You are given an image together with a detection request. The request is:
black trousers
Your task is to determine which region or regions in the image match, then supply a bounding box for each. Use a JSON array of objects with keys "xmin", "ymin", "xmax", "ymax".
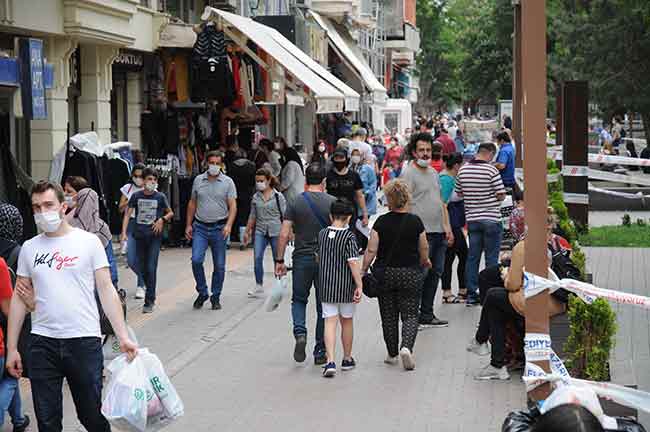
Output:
[
  {"xmin": 442, "ymin": 227, "xmax": 468, "ymax": 292},
  {"xmin": 475, "ymin": 287, "xmax": 522, "ymax": 368},
  {"xmin": 479, "ymin": 265, "xmax": 505, "ymax": 305},
  {"xmin": 378, "ymin": 267, "xmax": 424, "ymax": 357}
]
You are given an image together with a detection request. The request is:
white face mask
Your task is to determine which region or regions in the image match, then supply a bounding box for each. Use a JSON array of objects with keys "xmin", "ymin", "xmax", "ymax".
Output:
[
  {"xmin": 145, "ymin": 182, "xmax": 157, "ymax": 192},
  {"xmin": 416, "ymin": 159, "xmax": 429, "ymax": 168},
  {"xmin": 34, "ymin": 210, "xmax": 63, "ymax": 233},
  {"xmin": 351, "ymin": 155, "xmax": 362, "ymax": 164},
  {"xmin": 208, "ymin": 164, "xmax": 221, "ymax": 176},
  {"xmin": 64, "ymin": 195, "xmax": 74, "ymax": 208},
  {"xmin": 133, "ymin": 177, "xmax": 144, "ymax": 187},
  {"xmin": 256, "ymin": 181, "xmax": 267, "ymax": 191},
  {"xmin": 318, "ymin": 144, "xmax": 326, "ymax": 153}
]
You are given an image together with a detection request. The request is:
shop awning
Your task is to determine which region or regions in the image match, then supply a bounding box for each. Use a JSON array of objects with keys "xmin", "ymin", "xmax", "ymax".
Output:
[
  {"xmin": 202, "ymin": 8, "xmax": 345, "ymax": 114},
  {"xmin": 309, "ymin": 11, "xmax": 387, "ymax": 107}
]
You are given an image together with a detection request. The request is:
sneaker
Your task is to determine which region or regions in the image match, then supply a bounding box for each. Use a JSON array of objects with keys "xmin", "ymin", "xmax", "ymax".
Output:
[
  {"xmin": 466, "ymin": 338, "xmax": 490, "ymax": 356},
  {"xmin": 341, "ymin": 357, "xmax": 356, "ymax": 371},
  {"xmin": 294, "ymin": 335, "xmax": 307, "ymax": 363},
  {"xmin": 418, "ymin": 316, "xmax": 449, "ymax": 329},
  {"xmin": 314, "ymin": 353, "xmax": 327, "ymax": 366},
  {"xmin": 322, "ymin": 362, "xmax": 336, "ymax": 378},
  {"xmin": 247, "ymin": 284, "xmax": 264, "ymax": 298},
  {"xmin": 211, "ymin": 299, "xmax": 222, "ymax": 310},
  {"xmin": 134, "ymin": 287, "xmax": 145, "ymax": 299},
  {"xmin": 13, "ymin": 414, "xmax": 30, "ymax": 432},
  {"xmin": 400, "ymin": 347, "xmax": 416, "ymax": 371},
  {"xmin": 474, "ymin": 364, "xmax": 510, "ymax": 381},
  {"xmin": 193, "ymin": 294, "xmax": 209, "ymax": 309},
  {"xmin": 384, "ymin": 355, "xmax": 399, "ymax": 365},
  {"xmin": 142, "ymin": 303, "xmax": 154, "ymax": 314}
]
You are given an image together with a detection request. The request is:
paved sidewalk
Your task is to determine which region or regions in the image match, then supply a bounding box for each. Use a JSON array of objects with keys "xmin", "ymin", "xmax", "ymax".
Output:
[{"xmin": 8, "ymin": 246, "xmax": 526, "ymax": 431}]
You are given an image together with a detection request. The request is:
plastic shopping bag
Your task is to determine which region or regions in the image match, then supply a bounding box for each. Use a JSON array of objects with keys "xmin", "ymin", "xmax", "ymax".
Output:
[
  {"xmin": 102, "ymin": 354, "xmax": 152, "ymax": 432},
  {"xmin": 103, "ymin": 326, "xmax": 139, "ymax": 363},
  {"xmin": 284, "ymin": 241, "xmax": 294, "ymax": 269},
  {"xmin": 139, "ymin": 348, "xmax": 184, "ymax": 426},
  {"xmin": 264, "ymin": 276, "xmax": 288, "ymax": 312}
]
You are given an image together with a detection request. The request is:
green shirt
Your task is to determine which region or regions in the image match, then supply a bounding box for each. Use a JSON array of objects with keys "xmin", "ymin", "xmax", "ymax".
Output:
[{"xmin": 439, "ymin": 173, "xmax": 455, "ymax": 204}]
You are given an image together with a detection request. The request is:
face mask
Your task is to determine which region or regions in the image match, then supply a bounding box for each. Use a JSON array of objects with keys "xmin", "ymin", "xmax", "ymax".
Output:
[
  {"xmin": 64, "ymin": 195, "xmax": 74, "ymax": 208},
  {"xmin": 133, "ymin": 177, "xmax": 143, "ymax": 187},
  {"xmin": 416, "ymin": 159, "xmax": 429, "ymax": 168},
  {"xmin": 318, "ymin": 144, "xmax": 326, "ymax": 153},
  {"xmin": 34, "ymin": 210, "xmax": 62, "ymax": 233},
  {"xmin": 208, "ymin": 164, "xmax": 221, "ymax": 176},
  {"xmin": 145, "ymin": 182, "xmax": 157, "ymax": 192},
  {"xmin": 351, "ymin": 155, "xmax": 361, "ymax": 164},
  {"xmin": 256, "ymin": 181, "xmax": 267, "ymax": 191},
  {"xmin": 333, "ymin": 161, "xmax": 348, "ymax": 171}
]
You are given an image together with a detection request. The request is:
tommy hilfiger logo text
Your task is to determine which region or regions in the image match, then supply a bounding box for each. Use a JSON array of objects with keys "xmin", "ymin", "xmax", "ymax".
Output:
[{"xmin": 34, "ymin": 252, "xmax": 79, "ymax": 270}]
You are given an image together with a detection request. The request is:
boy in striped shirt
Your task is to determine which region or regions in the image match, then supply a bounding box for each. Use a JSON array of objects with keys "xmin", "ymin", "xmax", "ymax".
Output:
[
  {"xmin": 317, "ymin": 199, "xmax": 362, "ymax": 378},
  {"xmin": 455, "ymin": 142, "xmax": 506, "ymax": 306}
]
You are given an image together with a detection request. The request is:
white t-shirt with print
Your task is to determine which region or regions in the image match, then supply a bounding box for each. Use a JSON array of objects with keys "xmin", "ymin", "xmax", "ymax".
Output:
[
  {"xmin": 17, "ymin": 228, "xmax": 108, "ymax": 339},
  {"xmin": 120, "ymin": 183, "xmax": 143, "ymax": 219}
]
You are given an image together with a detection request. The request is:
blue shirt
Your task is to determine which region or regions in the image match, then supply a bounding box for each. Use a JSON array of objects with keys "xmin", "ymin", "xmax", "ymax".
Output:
[{"xmin": 496, "ymin": 142, "xmax": 516, "ymax": 187}]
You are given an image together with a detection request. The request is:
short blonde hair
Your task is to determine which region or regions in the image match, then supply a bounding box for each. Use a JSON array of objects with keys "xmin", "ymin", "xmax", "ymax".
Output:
[{"xmin": 383, "ymin": 178, "xmax": 411, "ymax": 210}]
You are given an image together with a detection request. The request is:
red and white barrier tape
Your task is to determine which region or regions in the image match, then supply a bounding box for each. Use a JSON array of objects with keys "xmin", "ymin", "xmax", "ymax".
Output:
[{"xmin": 547, "ymin": 149, "xmax": 650, "ymax": 167}]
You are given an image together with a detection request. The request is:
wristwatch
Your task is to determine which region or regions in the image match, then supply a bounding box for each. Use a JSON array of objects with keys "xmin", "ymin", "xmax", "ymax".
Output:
[{"xmin": 275, "ymin": 258, "xmax": 285, "ymax": 264}]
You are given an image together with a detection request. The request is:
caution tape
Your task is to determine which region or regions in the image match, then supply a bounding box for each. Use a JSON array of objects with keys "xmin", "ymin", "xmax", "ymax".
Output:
[
  {"xmin": 589, "ymin": 184, "xmax": 650, "ymax": 200},
  {"xmin": 547, "ymin": 149, "xmax": 650, "ymax": 167},
  {"xmin": 515, "ymin": 168, "xmax": 560, "ymax": 183},
  {"xmin": 561, "ymin": 165, "xmax": 589, "ymax": 177},
  {"xmin": 587, "ymin": 169, "xmax": 650, "ymax": 186},
  {"xmin": 563, "ymin": 192, "xmax": 589, "ymax": 205}
]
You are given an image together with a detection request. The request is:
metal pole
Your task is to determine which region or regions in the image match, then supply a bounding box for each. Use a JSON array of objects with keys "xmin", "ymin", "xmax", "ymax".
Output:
[
  {"xmin": 521, "ymin": 0, "xmax": 551, "ymax": 401},
  {"xmin": 513, "ymin": 1, "xmax": 523, "ymax": 168}
]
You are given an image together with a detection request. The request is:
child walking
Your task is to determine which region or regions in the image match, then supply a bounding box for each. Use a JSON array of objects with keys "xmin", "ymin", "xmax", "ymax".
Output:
[{"xmin": 317, "ymin": 199, "xmax": 362, "ymax": 378}]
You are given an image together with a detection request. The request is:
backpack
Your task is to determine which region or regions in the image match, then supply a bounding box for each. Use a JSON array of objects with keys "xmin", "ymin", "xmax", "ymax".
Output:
[{"xmin": 548, "ymin": 242, "xmax": 582, "ymax": 304}]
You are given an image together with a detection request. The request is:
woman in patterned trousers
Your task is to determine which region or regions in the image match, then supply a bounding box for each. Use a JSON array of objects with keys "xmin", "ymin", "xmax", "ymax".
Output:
[{"xmin": 362, "ymin": 179, "xmax": 430, "ymax": 370}]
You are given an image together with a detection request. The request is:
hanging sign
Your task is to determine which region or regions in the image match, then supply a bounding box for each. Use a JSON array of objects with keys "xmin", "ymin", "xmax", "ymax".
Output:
[
  {"xmin": 113, "ymin": 50, "xmax": 144, "ymax": 71},
  {"xmin": 19, "ymin": 38, "xmax": 46, "ymax": 120}
]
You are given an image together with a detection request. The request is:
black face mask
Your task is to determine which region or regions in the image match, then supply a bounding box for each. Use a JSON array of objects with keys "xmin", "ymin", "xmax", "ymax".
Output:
[{"xmin": 333, "ymin": 160, "xmax": 348, "ymax": 171}]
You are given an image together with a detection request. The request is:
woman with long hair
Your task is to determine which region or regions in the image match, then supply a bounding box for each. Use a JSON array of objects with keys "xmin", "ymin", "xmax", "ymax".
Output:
[
  {"xmin": 243, "ymin": 168, "xmax": 286, "ymax": 297},
  {"xmin": 277, "ymin": 137, "xmax": 305, "ymax": 204}
]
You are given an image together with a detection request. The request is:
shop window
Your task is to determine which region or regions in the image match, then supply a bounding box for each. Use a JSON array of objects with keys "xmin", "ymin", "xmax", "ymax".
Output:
[
  {"xmin": 161, "ymin": 0, "xmax": 197, "ymax": 23},
  {"xmin": 384, "ymin": 112, "xmax": 399, "ymax": 133}
]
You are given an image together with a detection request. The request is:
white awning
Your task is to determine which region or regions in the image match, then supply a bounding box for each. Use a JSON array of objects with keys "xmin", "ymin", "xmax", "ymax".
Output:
[
  {"xmin": 266, "ymin": 27, "xmax": 360, "ymax": 112},
  {"xmin": 309, "ymin": 11, "xmax": 387, "ymax": 107},
  {"xmin": 202, "ymin": 8, "xmax": 345, "ymax": 114}
]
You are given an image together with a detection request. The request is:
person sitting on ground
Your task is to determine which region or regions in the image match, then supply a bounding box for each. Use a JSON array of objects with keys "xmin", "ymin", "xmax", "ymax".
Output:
[
  {"xmin": 532, "ymin": 404, "xmax": 604, "ymax": 432},
  {"xmin": 467, "ymin": 209, "xmax": 566, "ymax": 381},
  {"xmin": 622, "ymin": 141, "xmax": 640, "ymax": 171},
  {"xmin": 318, "ymin": 199, "xmax": 362, "ymax": 378}
]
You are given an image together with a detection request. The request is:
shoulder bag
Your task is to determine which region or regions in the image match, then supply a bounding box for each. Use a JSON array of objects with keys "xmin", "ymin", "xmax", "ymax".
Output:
[{"xmin": 362, "ymin": 215, "xmax": 408, "ymax": 298}]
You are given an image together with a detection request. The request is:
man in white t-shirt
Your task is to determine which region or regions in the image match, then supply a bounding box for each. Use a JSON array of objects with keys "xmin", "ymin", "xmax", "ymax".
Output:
[
  {"xmin": 6, "ymin": 181, "xmax": 138, "ymax": 432},
  {"xmin": 348, "ymin": 127, "xmax": 373, "ymax": 161}
]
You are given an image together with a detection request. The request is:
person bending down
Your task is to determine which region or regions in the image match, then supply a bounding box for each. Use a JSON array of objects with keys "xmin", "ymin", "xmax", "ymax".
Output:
[{"xmin": 317, "ymin": 199, "xmax": 362, "ymax": 378}]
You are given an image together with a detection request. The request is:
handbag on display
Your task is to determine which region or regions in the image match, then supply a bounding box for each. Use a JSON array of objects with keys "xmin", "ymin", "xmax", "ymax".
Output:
[{"xmin": 362, "ymin": 216, "xmax": 407, "ymax": 298}]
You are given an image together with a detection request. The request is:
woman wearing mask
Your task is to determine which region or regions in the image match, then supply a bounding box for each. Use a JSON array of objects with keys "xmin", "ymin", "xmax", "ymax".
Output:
[
  {"xmin": 439, "ymin": 153, "xmax": 467, "ymax": 303},
  {"xmin": 278, "ymin": 140, "xmax": 305, "ymax": 204},
  {"xmin": 350, "ymin": 149, "xmax": 377, "ymax": 218},
  {"xmin": 259, "ymin": 139, "xmax": 283, "ymax": 177},
  {"xmin": 118, "ymin": 163, "xmax": 145, "ymax": 299},
  {"xmin": 63, "ymin": 176, "xmax": 89, "ymax": 218},
  {"xmin": 311, "ymin": 140, "xmax": 329, "ymax": 166},
  {"xmin": 243, "ymin": 168, "xmax": 286, "ymax": 297}
]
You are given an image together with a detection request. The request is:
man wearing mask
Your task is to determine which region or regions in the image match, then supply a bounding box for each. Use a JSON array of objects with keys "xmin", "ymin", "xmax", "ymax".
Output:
[
  {"xmin": 8, "ymin": 180, "xmax": 137, "ymax": 431},
  {"xmin": 401, "ymin": 133, "xmax": 453, "ymax": 328},
  {"xmin": 326, "ymin": 149, "xmax": 369, "ymax": 228},
  {"xmin": 186, "ymin": 151, "xmax": 237, "ymax": 311},
  {"xmin": 348, "ymin": 127, "xmax": 373, "ymax": 161}
]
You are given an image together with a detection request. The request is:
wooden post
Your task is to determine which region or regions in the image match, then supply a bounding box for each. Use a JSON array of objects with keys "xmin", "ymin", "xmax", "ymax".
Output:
[
  {"xmin": 561, "ymin": 81, "xmax": 589, "ymax": 229},
  {"xmin": 513, "ymin": 1, "xmax": 523, "ymax": 168},
  {"xmin": 521, "ymin": 0, "xmax": 551, "ymax": 401}
]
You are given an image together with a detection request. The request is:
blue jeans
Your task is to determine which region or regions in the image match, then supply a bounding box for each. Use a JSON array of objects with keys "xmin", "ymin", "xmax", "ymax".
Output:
[
  {"xmin": 466, "ymin": 221, "xmax": 503, "ymax": 301},
  {"xmin": 420, "ymin": 233, "xmax": 447, "ymax": 322},
  {"xmin": 254, "ymin": 232, "xmax": 278, "ymax": 285},
  {"xmin": 104, "ymin": 242, "xmax": 118, "ymax": 288},
  {"xmin": 127, "ymin": 220, "xmax": 144, "ymax": 287},
  {"xmin": 30, "ymin": 335, "xmax": 109, "ymax": 432},
  {"xmin": 291, "ymin": 254, "xmax": 325, "ymax": 357},
  {"xmin": 0, "ymin": 357, "xmax": 25, "ymax": 427},
  {"xmin": 191, "ymin": 221, "xmax": 227, "ymax": 301},
  {"xmin": 135, "ymin": 234, "xmax": 162, "ymax": 304}
]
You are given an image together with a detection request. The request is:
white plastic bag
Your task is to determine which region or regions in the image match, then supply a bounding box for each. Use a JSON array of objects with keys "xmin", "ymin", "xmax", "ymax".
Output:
[
  {"xmin": 103, "ymin": 326, "xmax": 138, "ymax": 362},
  {"xmin": 264, "ymin": 277, "xmax": 288, "ymax": 312},
  {"xmin": 102, "ymin": 355, "xmax": 150, "ymax": 432},
  {"xmin": 284, "ymin": 242, "xmax": 294, "ymax": 269},
  {"xmin": 139, "ymin": 348, "xmax": 184, "ymax": 426}
]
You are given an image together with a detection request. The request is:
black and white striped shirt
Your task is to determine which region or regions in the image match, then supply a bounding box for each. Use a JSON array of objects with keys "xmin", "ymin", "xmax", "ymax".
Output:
[
  {"xmin": 317, "ymin": 226, "xmax": 359, "ymax": 303},
  {"xmin": 455, "ymin": 160, "xmax": 506, "ymax": 223}
]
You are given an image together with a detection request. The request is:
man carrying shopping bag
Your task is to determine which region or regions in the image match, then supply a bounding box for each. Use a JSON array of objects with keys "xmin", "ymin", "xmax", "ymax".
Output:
[{"xmin": 6, "ymin": 181, "xmax": 138, "ymax": 432}]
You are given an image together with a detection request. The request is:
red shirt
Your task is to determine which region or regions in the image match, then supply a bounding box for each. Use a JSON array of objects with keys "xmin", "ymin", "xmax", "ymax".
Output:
[
  {"xmin": 430, "ymin": 159, "xmax": 443, "ymax": 172},
  {"xmin": 0, "ymin": 258, "xmax": 14, "ymax": 356},
  {"xmin": 385, "ymin": 146, "xmax": 403, "ymax": 166},
  {"xmin": 437, "ymin": 133, "xmax": 456, "ymax": 155}
]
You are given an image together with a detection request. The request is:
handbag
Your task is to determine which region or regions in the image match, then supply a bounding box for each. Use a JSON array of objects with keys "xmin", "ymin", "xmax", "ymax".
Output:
[
  {"xmin": 362, "ymin": 216, "xmax": 407, "ymax": 298},
  {"xmin": 97, "ymin": 287, "xmax": 127, "ymax": 336}
]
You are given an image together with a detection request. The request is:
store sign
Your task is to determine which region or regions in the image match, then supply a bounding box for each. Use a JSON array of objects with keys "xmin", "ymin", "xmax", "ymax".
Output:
[
  {"xmin": 113, "ymin": 50, "xmax": 144, "ymax": 71},
  {"xmin": 19, "ymin": 38, "xmax": 46, "ymax": 120}
]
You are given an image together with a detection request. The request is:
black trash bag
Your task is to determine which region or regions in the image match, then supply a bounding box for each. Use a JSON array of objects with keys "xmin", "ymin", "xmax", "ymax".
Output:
[
  {"xmin": 502, "ymin": 409, "xmax": 647, "ymax": 432},
  {"xmin": 614, "ymin": 418, "xmax": 647, "ymax": 432}
]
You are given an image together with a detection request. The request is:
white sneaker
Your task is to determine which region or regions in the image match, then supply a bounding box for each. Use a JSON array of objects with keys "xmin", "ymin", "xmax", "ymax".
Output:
[
  {"xmin": 384, "ymin": 355, "xmax": 399, "ymax": 365},
  {"xmin": 247, "ymin": 284, "xmax": 264, "ymax": 298},
  {"xmin": 466, "ymin": 338, "xmax": 490, "ymax": 356},
  {"xmin": 134, "ymin": 287, "xmax": 145, "ymax": 299},
  {"xmin": 399, "ymin": 347, "xmax": 415, "ymax": 371},
  {"xmin": 474, "ymin": 364, "xmax": 510, "ymax": 381}
]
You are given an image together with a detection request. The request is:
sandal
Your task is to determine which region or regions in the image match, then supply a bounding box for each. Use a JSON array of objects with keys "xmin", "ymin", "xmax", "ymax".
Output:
[{"xmin": 442, "ymin": 295, "xmax": 462, "ymax": 304}]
